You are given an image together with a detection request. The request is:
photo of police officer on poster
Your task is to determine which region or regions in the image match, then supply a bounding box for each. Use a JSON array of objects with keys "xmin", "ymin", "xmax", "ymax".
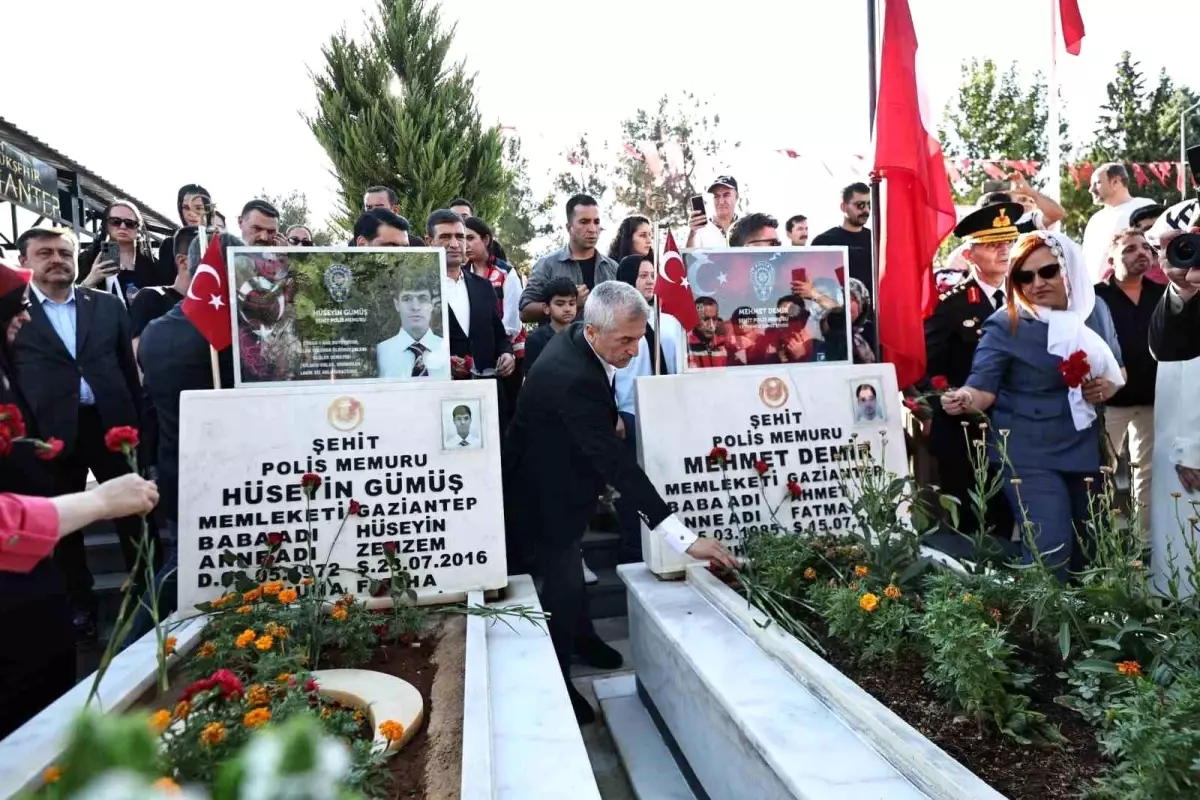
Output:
[
  {"xmin": 227, "ymin": 247, "xmax": 449, "ymax": 386},
  {"xmin": 680, "ymin": 247, "xmax": 853, "ymax": 370}
]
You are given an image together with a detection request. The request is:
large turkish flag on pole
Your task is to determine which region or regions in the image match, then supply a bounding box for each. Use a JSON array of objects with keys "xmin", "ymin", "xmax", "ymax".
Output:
[
  {"xmin": 872, "ymin": 0, "xmax": 956, "ymax": 390},
  {"xmin": 1060, "ymin": 0, "xmax": 1085, "ymax": 55},
  {"xmin": 181, "ymin": 233, "xmax": 232, "ymax": 351}
]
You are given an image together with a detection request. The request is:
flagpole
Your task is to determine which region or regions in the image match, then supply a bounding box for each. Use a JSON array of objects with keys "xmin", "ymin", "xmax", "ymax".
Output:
[
  {"xmin": 1047, "ymin": 0, "xmax": 1063, "ymax": 208},
  {"xmin": 867, "ymin": 0, "xmax": 882, "ymax": 361},
  {"xmin": 649, "ymin": 191, "xmax": 666, "ymax": 377},
  {"xmin": 198, "ymin": 204, "xmax": 222, "ymax": 391}
]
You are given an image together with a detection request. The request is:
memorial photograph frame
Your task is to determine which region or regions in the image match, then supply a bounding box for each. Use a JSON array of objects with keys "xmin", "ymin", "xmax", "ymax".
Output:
[
  {"xmin": 226, "ymin": 246, "xmax": 449, "ymax": 388},
  {"xmin": 441, "ymin": 398, "xmax": 484, "ymax": 451},
  {"xmin": 849, "ymin": 376, "xmax": 886, "ymax": 425},
  {"xmin": 679, "ymin": 245, "xmax": 853, "ymax": 372}
]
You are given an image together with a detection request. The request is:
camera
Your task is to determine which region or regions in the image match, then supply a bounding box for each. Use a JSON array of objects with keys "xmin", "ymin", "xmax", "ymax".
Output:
[{"xmin": 1167, "ymin": 232, "xmax": 1200, "ymax": 269}]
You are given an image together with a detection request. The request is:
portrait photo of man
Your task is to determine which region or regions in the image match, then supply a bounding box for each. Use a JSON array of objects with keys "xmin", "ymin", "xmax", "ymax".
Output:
[
  {"xmin": 377, "ymin": 264, "xmax": 450, "ymax": 379},
  {"xmin": 442, "ymin": 400, "xmax": 482, "ymax": 450},
  {"xmin": 853, "ymin": 381, "xmax": 884, "ymax": 424}
]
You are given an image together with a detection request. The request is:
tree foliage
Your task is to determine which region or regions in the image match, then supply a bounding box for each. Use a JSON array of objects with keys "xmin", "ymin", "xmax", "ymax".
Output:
[
  {"xmin": 308, "ymin": 0, "xmax": 507, "ymax": 231},
  {"xmin": 257, "ymin": 190, "xmax": 335, "ymax": 246},
  {"xmin": 493, "ymin": 136, "xmax": 552, "ymax": 272}
]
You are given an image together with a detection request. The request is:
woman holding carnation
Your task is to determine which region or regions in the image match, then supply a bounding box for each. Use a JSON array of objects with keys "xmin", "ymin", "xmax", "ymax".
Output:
[{"xmin": 940, "ymin": 232, "xmax": 1125, "ymax": 578}]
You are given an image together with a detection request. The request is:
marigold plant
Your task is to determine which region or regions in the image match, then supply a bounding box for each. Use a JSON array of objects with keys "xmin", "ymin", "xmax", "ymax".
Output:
[
  {"xmin": 884, "ymin": 584, "xmax": 902, "ymax": 600},
  {"xmin": 379, "ymin": 719, "xmax": 405, "ymax": 742},
  {"xmin": 164, "ymin": 636, "xmax": 177, "ymax": 656},
  {"xmin": 262, "ymin": 580, "xmax": 284, "ymax": 596},
  {"xmin": 236, "ymin": 605, "xmax": 253, "ymax": 615},
  {"xmin": 859, "ymin": 592, "xmax": 880, "ymax": 612},
  {"xmin": 174, "ymin": 700, "xmax": 191, "ymax": 720},
  {"xmin": 199, "ymin": 721, "xmax": 226, "ymax": 747},
  {"xmin": 331, "ymin": 606, "xmax": 348, "ymax": 622},
  {"xmin": 1117, "ymin": 660, "xmax": 1142, "ymax": 678},
  {"xmin": 243, "ymin": 708, "xmax": 271, "ymax": 729},
  {"xmin": 255, "ymin": 634, "xmax": 274, "ymax": 651},
  {"xmin": 235, "ymin": 629, "xmax": 256, "ymax": 648},
  {"xmin": 247, "ymin": 684, "xmax": 270, "ymax": 707},
  {"xmin": 803, "ymin": 567, "xmax": 817, "ymax": 580},
  {"xmin": 198, "ymin": 641, "xmax": 217, "ymax": 659},
  {"xmin": 242, "ymin": 588, "xmax": 262, "ymax": 603},
  {"xmin": 278, "ymin": 588, "xmax": 298, "ymax": 605},
  {"xmin": 42, "ymin": 766, "xmax": 61, "ymax": 784},
  {"xmin": 149, "ymin": 709, "xmax": 172, "ymax": 734},
  {"xmin": 855, "ymin": 565, "xmax": 870, "ymax": 578}
]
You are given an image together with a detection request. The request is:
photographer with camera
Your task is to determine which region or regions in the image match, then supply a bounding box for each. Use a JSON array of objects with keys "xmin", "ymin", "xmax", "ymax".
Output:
[{"xmin": 1148, "ymin": 216, "xmax": 1200, "ymax": 362}]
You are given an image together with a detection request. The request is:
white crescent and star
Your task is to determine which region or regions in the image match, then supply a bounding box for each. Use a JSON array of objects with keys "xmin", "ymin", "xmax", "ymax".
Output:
[
  {"xmin": 658, "ymin": 250, "xmax": 683, "ymax": 286},
  {"xmin": 186, "ymin": 264, "xmax": 223, "ymax": 302}
]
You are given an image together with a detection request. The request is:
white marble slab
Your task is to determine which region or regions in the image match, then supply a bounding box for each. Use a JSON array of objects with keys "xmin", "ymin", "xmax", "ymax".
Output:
[
  {"xmin": 486, "ymin": 574, "xmax": 601, "ymax": 800},
  {"xmin": 595, "ymin": 682, "xmax": 697, "ymax": 800},
  {"xmin": 685, "ymin": 564, "xmax": 1003, "ymax": 800},
  {"xmin": 621, "ymin": 563, "xmax": 927, "ymax": 800},
  {"xmin": 0, "ymin": 615, "xmax": 207, "ymax": 797},
  {"xmin": 459, "ymin": 589, "xmax": 493, "ymax": 800}
]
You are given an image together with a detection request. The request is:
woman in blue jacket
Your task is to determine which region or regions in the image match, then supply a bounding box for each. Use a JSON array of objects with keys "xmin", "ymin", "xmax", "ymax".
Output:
[{"xmin": 941, "ymin": 231, "xmax": 1125, "ymax": 578}]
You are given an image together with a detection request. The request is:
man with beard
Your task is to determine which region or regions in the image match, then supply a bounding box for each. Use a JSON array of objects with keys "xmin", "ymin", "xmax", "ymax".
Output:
[
  {"xmin": 520, "ymin": 195, "xmax": 618, "ymax": 323},
  {"xmin": 921, "ymin": 203, "xmax": 1023, "ymax": 547},
  {"xmin": 1095, "ymin": 229, "xmax": 1165, "ymax": 540},
  {"xmin": 812, "ymin": 182, "xmax": 873, "ymax": 287},
  {"xmin": 687, "ymin": 297, "xmax": 727, "ymax": 368},
  {"xmin": 237, "ymin": 199, "xmax": 284, "ymax": 247}
]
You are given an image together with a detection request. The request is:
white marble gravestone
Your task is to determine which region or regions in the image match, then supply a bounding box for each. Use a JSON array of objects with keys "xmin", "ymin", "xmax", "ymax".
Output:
[
  {"xmin": 176, "ymin": 381, "xmax": 507, "ymax": 614},
  {"xmin": 635, "ymin": 363, "xmax": 908, "ymax": 577}
]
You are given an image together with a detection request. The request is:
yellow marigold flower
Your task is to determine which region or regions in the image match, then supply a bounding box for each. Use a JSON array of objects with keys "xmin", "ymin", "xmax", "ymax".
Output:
[
  {"xmin": 353, "ymin": 710, "xmax": 365, "ymax": 723},
  {"xmin": 236, "ymin": 605, "xmax": 253, "ymax": 615},
  {"xmin": 247, "ymin": 684, "xmax": 270, "ymax": 707},
  {"xmin": 265, "ymin": 622, "xmax": 289, "ymax": 639},
  {"xmin": 277, "ymin": 588, "xmax": 298, "ymax": 605},
  {"xmin": 198, "ymin": 641, "xmax": 217, "ymax": 659},
  {"xmin": 803, "ymin": 567, "xmax": 817, "ymax": 580},
  {"xmin": 174, "ymin": 700, "xmax": 191, "ymax": 720},
  {"xmin": 1117, "ymin": 660, "xmax": 1142, "ymax": 677},
  {"xmin": 152, "ymin": 777, "xmax": 180, "ymax": 793},
  {"xmin": 859, "ymin": 593, "xmax": 880, "ymax": 613},
  {"xmin": 320, "ymin": 706, "xmax": 332, "ymax": 719},
  {"xmin": 883, "ymin": 584, "xmax": 901, "ymax": 600},
  {"xmin": 276, "ymin": 672, "xmax": 292, "ymax": 684},
  {"xmin": 331, "ymin": 605, "xmax": 348, "ymax": 621},
  {"xmin": 254, "ymin": 634, "xmax": 274, "ymax": 651},
  {"xmin": 379, "ymin": 719, "xmax": 405, "ymax": 742},
  {"xmin": 149, "ymin": 709, "xmax": 172, "ymax": 734},
  {"xmin": 242, "ymin": 588, "xmax": 262, "ymax": 603},
  {"xmin": 43, "ymin": 766, "xmax": 61, "ymax": 784},
  {"xmin": 961, "ymin": 593, "xmax": 974, "ymax": 604},
  {"xmin": 200, "ymin": 721, "xmax": 226, "ymax": 747},
  {"xmin": 262, "ymin": 580, "xmax": 284, "ymax": 596},
  {"xmin": 854, "ymin": 565, "xmax": 869, "ymax": 577},
  {"xmin": 235, "ymin": 629, "xmax": 256, "ymax": 648},
  {"xmin": 337, "ymin": 593, "xmax": 356, "ymax": 607},
  {"xmin": 301, "ymin": 577, "xmax": 314, "ymax": 586},
  {"xmin": 243, "ymin": 707, "xmax": 271, "ymax": 729}
]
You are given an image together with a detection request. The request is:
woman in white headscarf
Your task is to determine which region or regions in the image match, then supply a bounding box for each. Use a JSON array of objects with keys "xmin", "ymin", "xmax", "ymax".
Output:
[{"xmin": 940, "ymin": 231, "xmax": 1126, "ymax": 578}]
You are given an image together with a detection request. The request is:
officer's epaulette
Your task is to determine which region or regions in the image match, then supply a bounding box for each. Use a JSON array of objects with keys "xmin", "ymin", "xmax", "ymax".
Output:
[{"xmin": 937, "ymin": 278, "xmax": 974, "ymax": 303}]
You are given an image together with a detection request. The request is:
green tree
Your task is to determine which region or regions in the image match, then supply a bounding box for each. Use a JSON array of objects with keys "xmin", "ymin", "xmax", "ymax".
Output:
[
  {"xmin": 611, "ymin": 92, "xmax": 740, "ymax": 226},
  {"xmin": 257, "ymin": 190, "xmax": 335, "ymax": 245},
  {"xmin": 493, "ymin": 136, "xmax": 552, "ymax": 272},
  {"xmin": 308, "ymin": 0, "xmax": 507, "ymax": 230}
]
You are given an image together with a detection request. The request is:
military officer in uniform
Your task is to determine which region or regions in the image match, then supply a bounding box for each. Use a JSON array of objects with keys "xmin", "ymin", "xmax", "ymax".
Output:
[{"xmin": 922, "ymin": 202, "xmax": 1023, "ymax": 545}]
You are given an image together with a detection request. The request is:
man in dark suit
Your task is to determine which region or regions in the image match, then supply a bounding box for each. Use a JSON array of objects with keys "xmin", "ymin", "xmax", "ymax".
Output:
[
  {"xmin": 504, "ymin": 280, "xmax": 736, "ymax": 724},
  {"xmin": 12, "ymin": 227, "xmax": 145, "ymax": 637},
  {"xmin": 425, "ymin": 210, "xmax": 515, "ymax": 383},
  {"xmin": 922, "ymin": 204, "xmax": 1022, "ymax": 547},
  {"xmin": 1149, "ymin": 225, "xmax": 1200, "ymax": 362}
]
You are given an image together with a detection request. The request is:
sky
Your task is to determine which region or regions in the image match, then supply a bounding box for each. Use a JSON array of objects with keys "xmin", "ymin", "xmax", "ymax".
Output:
[{"xmin": 6, "ymin": 0, "xmax": 1200, "ymax": 245}]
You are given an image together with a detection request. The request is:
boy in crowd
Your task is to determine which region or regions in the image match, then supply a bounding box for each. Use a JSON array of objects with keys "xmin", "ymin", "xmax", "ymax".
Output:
[{"xmin": 523, "ymin": 277, "xmax": 578, "ymax": 375}]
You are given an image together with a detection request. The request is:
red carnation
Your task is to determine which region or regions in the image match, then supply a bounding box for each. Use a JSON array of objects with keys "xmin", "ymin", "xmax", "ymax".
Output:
[
  {"xmin": 304, "ymin": 678, "xmax": 319, "ymax": 693},
  {"xmin": 267, "ymin": 532, "xmax": 283, "ymax": 547},
  {"xmin": 0, "ymin": 428, "xmax": 11, "ymax": 458},
  {"xmin": 349, "ymin": 500, "xmax": 362, "ymax": 515},
  {"xmin": 754, "ymin": 460, "xmax": 770, "ymax": 475},
  {"xmin": 211, "ymin": 668, "xmax": 244, "ymax": 698},
  {"xmin": 35, "ymin": 438, "xmax": 64, "ymax": 461},
  {"xmin": 382, "ymin": 541, "xmax": 398, "ymax": 553},
  {"xmin": 0, "ymin": 404, "xmax": 26, "ymax": 438},
  {"xmin": 709, "ymin": 446, "xmax": 729, "ymax": 465},
  {"xmin": 930, "ymin": 375, "xmax": 950, "ymax": 392},
  {"xmin": 180, "ymin": 677, "xmax": 216, "ymax": 703},
  {"xmin": 786, "ymin": 480, "xmax": 803, "ymax": 500},
  {"xmin": 902, "ymin": 398, "xmax": 919, "ymax": 411},
  {"xmin": 104, "ymin": 426, "xmax": 140, "ymax": 454},
  {"xmin": 300, "ymin": 472, "xmax": 322, "ymax": 497},
  {"xmin": 1057, "ymin": 350, "xmax": 1091, "ymax": 389}
]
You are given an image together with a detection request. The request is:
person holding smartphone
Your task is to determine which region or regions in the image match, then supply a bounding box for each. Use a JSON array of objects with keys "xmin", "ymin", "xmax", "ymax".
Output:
[{"xmin": 77, "ymin": 199, "xmax": 164, "ymax": 306}]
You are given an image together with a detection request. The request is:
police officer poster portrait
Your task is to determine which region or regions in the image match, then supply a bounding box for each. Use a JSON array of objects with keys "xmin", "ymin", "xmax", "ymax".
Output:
[{"xmin": 922, "ymin": 203, "xmax": 1023, "ymax": 548}]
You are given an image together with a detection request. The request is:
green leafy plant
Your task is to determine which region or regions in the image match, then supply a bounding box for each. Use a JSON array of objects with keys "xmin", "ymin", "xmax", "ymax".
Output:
[{"xmin": 817, "ymin": 582, "xmax": 916, "ymax": 664}]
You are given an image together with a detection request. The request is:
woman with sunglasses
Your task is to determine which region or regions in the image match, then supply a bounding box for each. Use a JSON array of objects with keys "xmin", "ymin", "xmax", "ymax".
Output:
[
  {"xmin": 940, "ymin": 232, "xmax": 1126, "ymax": 579},
  {"xmin": 286, "ymin": 225, "xmax": 314, "ymax": 246},
  {"xmin": 78, "ymin": 199, "xmax": 167, "ymax": 305}
]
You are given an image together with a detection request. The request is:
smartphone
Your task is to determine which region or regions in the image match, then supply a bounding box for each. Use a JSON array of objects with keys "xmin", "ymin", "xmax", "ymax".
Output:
[
  {"xmin": 791, "ymin": 267, "xmax": 808, "ymax": 285},
  {"xmin": 982, "ymin": 179, "xmax": 1011, "ymax": 193},
  {"xmin": 100, "ymin": 241, "xmax": 120, "ymax": 267},
  {"xmin": 689, "ymin": 195, "xmax": 707, "ymax": 222}
]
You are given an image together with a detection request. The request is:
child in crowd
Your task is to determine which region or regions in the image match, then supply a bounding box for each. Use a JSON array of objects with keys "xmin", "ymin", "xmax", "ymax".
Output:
[{"xmin": 523, "ymin": 277, "xmax": 579, "ymax": 375}]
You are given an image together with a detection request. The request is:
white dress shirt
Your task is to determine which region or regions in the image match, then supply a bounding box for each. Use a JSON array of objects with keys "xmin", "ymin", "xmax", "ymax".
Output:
[
  {"xmin": 975, "ymin": 276, "xmax": 1007, "ymax": 309},
  {"xmin": 444, "ymin": 272, "xmax": 471, "ymax": 336},
  {"xmin": 376, "ymin": 328, "xmax": 450, "ymax": 379},
  {"xmin": 1082, "ymin": 197, "xmax": 1155, "ymax": 283},
  {"xmin": 501, "ymin": 269, "xmax": 523, "ymax": 338}
]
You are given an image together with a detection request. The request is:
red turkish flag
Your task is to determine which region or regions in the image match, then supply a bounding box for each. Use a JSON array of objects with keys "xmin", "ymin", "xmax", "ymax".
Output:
[
  {"xmin": 654, "ymin": 232, "xmax": 699, "ymax": 330},
  {"xmin": 181, "ymin": 233, "xmax": 232, "ymax": 351},
  {"xmin": 1060, "ymin": 0, "xmax": 1085, "ymax": 55},
  {"xmin": 873, "ymin": 0, "xmax": 956, "ymax": 390}
]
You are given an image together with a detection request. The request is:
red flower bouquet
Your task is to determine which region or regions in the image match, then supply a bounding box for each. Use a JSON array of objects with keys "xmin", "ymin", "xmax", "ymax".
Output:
[{"xmin": 1058, "ymin": 350, "xmax": 1091, "ymax": 389}]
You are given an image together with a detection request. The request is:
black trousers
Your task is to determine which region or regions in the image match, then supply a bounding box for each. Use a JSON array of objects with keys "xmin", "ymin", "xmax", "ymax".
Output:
[
  {"xmin": 0, "ymin": 562, "xmax": 75, "ymax": 738},
  {"xmin": 615, "ymin": 411, "xmax": 643, "ymax": 563},
  {"xmin": 53, "ymin": 406, "xmax": 158, "ymax": 609},
  {"xmin": 933, "ymin": 430, "xmax": 1014, "ymax": 540},
  {"xmin": 536, "ymin": 504, "xmax": 598, "ymax": 680}
]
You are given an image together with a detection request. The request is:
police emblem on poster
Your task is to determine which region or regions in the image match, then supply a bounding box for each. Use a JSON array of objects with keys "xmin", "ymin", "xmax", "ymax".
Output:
[
  {"xmin": 751, "ymin": 260, "xmax": 774, "ymax": 301},
  {"xmin": 323, "ymin": 263, "xmax": 353, "ymax": 303}
]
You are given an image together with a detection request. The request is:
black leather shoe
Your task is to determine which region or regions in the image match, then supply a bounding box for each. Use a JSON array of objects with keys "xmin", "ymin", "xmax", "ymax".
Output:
[
  {"xmin": 568, "ymin": 683, "xmax": 596, "ymax": 725},
  {"xmin": 71, "ymin": 609, "xmax": 97, "ymax": 642},
  {"xmin": 575, "ymin": 636, "xmax": 624, "ymax": 670}
]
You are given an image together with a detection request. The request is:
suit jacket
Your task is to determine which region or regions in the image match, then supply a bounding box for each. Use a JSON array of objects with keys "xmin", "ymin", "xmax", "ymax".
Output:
[
  {"xmin": 1149, "ymin": 285, "xmax": 1200, "ymax": 362},
  {"xmin": 447, "ymin": 271, "xmax": 512, "ymax": 371},
  {"xmin": 504, "ymin": 322, "xmax": 670, "ymax": 547},
  {"xmin": 11, "ymin": 287, "xmax": 141, "ymax": 453}
]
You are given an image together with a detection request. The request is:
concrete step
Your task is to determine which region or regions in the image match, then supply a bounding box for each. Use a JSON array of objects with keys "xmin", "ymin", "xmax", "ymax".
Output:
[
  {"xmin": 594, "ymin": 675, "xmax": 698, "ymax": 800},
  {"xmin": 585, "ymin": 566, "xmax": 626, "ymax": 620}
]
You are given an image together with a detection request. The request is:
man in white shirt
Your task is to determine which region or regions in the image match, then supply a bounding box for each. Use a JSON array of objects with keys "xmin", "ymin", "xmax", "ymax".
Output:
[
  {"xmin": 686, "ymin": 175, "xmax": 740, "ymax": 249},
  {"xmin": 377, "ymin": 267, "xmax": 450, "ymax": 379},
  {"xmin": 444, "ymin": 403, "xmax": 481, "ymax": 448},
  {"xmin": 1082, "ymin": 163, "xmax": 1155, "ymax": 283}
]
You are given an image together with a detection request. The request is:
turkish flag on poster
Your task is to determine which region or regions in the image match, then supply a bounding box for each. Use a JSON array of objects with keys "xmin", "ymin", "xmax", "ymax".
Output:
[
  {"xmin": 654, "ymin": 232, "xmax": 699, "ymax": 330},
  {"xmin": 873, "ymin": 0, "xmax": 956, "ymax": 390},
  {"xmin": 1060, "ymin": 0, "xmax": 1085, "ymax": 55},
  {"xmin": 181, "ymin": 233, "xmax": 232, "ymax": 351}
]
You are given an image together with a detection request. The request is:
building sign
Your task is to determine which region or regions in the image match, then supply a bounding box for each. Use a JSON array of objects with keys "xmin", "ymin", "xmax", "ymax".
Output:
[
  {"xmin": 635, "ymin": 363, "xmax": 908, "ymax": 577},
  {"xmin": 176, "ymin": 381, "xmax": 507, "ymax": 614},
  {"xmin": 0, "ymin": 138, "xmax": 60, "ymax": 219}
]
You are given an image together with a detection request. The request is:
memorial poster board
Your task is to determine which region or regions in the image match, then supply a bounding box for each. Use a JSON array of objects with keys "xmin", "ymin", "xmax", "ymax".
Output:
[
  {"xmin": 176, "ymin": 381, "xmax": 507, "ymax": 614},
  {"xmin": 680, "ymin": 246, "xmax": 852, "ymax": 370},
  {"xmin": 635, "ymin": 363, "xmax": 907, "ymax": 577},
  {"xmin": 226, "ymin": 246, "xmax": 449, "ymax": 386}
]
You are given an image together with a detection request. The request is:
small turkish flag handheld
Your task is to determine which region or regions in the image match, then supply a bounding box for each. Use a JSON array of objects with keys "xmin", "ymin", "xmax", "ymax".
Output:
[
  {"xmin": 654, "ymin": 232, "xmax": 700, "ymax": 330},
  {"xmin": 873, "ymin": 0, "xmax": 956, "ymax": 390},
  {"xmin": 182, "ymin": 233, "xmax": 232, "ymax": 350},
  {"xmin": 1060, "ymin": 0, "xmax": 1085, "ymax": 55}
]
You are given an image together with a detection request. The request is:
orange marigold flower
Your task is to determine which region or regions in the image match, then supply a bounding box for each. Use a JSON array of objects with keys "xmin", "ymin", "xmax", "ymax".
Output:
[
  {"xmin": 803, "ymin": 567, "xmax": 817, "ymax": 580},
  {"xmin": 242, "ymin": 588, "xmax": 262, "ymax": 603},
  {"xmin": 210, "ymin": 593, "xmax": 234, "ymax": 609},
  {"xmin": 254, "ymin": 634, "xmax": 274, "ymax": 651},
  {"xmin": 379, "ymin": 719, "xmax": 405, "ymax": 742},
  {"xmin": 200, "ymin": 721, "xmax": 226, "ymax": 747},
  {"xmin": 43, "ymin": 766, "xmax": 61, "ymax": 784},
  {"xmin": 854, "ymin": 565, "xmax": 869, "ymax": 577},
  {"xmin": 247, "ymin": 684, "xmax": 270, "ymax": 707},
  {"xmin": 236, "ymin": 605, "xmax": 253, "ymax": 615},
  {"xmin": 163, "ymin": 636, "xmax": 177, "ymax": 656},
  {"xmin": 235, "ymin": 629, "xmax": 256, "ymax": 648},
  {"xmin": 883, "ymin": 584, "xmax": 901, "ymax": 600},
  {"xmin": 276, "ymin": 672, "xmax": 292, "ymax": 684},
  {"xmin": 265, "ymin": 622, "xmax": 289, "ymax": 639},
  {"xmin": 320, "ymin": 706, "xmax": 333, "ymax": 719},
  {"xmin": 152, "ymin": 777, "xmax": 180, "ymax": 793},
  {"xmin": 174, "ymin": 700, "xmax": 191, "ymax": 720},
  {"xmin": 198, "ymin": 641, "xmax": 217, "ymax": 659},
  {"xmin": 353, "ymin": 710, "xmax": 365, "ymax": 723},
  {"xmin": 278, "ymin": 588, "xmax": 298, "ymax": 605},
  {"xmin": 331, "ymin": 605, "xmax": 348, "ymax": 621},
  {"xmin": 859, "ymin": 593, "xmax": 880, "ymax": 612},
  {"xmin": 262, "ymin": 580, "xmax": 284, "ymax": 596},
  {"xmin": 301, "ymin": 577, "xmax": 314, "ymax": 586},
  {"xmin": 149, "ymin": 709, "xmax": 172, "ymax": 734},
  {"xmin": 243, "ymin": 707, "xmax": 271, "ymax": 729},
  {"xmin": 1117, "ymin": 660, "xmax": 1142, "ymax": 677}
]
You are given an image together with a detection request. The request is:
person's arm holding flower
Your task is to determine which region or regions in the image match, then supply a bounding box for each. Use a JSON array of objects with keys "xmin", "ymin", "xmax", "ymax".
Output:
[{"xmin": 941, "ymin": 319, "xmax": 1006, "ymax": 416}]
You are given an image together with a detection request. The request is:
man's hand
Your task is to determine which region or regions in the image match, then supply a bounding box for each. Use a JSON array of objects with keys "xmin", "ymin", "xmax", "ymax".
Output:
[
  {"xmin": 686, "ymin": 537, "xmax": 738, "ymax": 570},
  {"xmin": 271, "ymin": 231, "xmax": 289, "ymax": 247},
  {"xmin": 83, "ymin": 258, "xmax": 118, "ymax": 288},
  {"xmin": 94, "ymin": 473, "xmax": 159, "ymax": 518},
  {"xmin": 941, "ymin": 388, "xmax": 971, "ymax": 416},
  {"xmin": 615, "ymin": 416, "xmax": 626, "ymax": 439},
  {"xmin": 688, "ymin": 210, "xmax": 707, "ymax": 231},
  {"xmin": 790, "ymin": 278, "xmax": 815, "ymax": 299},
  {"xmin": 495, "ymin": 353, "xmax": 515, "ymax": 377},
  {"xmin": 1178, "ymin": 464, "xmax": 1200, "ymax": 493},
  {"xmin": 1007, "ymin": 171, "xmax": 1034, "ymax": 199},
  {"xmin": 576, "ymin": 284, "xmax": 590, "ymax": 307},
  {"xmin": 1158, "ymin": 228, "xmax": 1200, "ymax": 301}
]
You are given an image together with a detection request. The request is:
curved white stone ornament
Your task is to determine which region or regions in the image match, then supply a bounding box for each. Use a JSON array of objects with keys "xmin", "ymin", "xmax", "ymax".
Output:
[{"xmin": 310, "ymin": 668, "xmax": 424, "ymax": 756}]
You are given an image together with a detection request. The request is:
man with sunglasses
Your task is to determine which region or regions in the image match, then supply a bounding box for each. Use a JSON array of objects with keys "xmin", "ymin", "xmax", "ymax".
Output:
[
  {"xmin": 812, "ymin": 182, "xmax": 874, "ymax": 287},
  {"xmin": 921, "ymin": 202, "xmax": 1024, "ymax": 551}
]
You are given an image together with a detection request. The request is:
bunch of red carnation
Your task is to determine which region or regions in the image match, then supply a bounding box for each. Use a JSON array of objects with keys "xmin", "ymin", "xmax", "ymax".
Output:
[
  {"xmin": 450, "ymin": 355, "xmax": 475, "ymax": 380},
  {"xmin": 180, "ymin": 668, "xmax": 245, "ymax": 703},
  {"xmin": 1057, "ymin": 350, "xmax": 1091, "ymax": 389},
  {"xmin": 0, "ymin": 403, "xmax": 63, "ymax": 460}
]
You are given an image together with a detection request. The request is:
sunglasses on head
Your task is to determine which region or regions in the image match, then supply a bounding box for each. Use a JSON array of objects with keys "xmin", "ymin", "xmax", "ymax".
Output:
[
  {"xmin": 288, "ymin": 237, "xmax": 313, "ymax": 246},
  {"xmin": 1013, "ymin": 262, "xmax": 1062, "ymax": 285},
  {"xmin": 108, "ymin": 218, "xmax": 139, "ymax": 229}
]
